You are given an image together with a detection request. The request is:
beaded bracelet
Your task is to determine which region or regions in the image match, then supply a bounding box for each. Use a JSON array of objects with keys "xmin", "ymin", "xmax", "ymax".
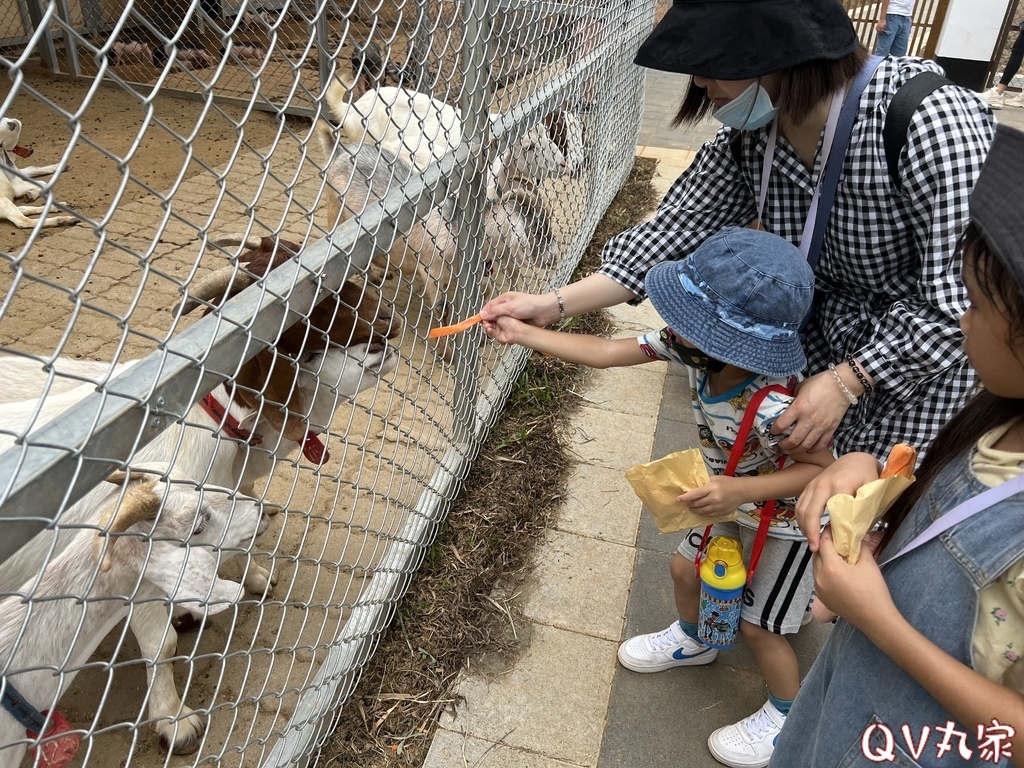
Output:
[
  {"xmin": 845, "ymin": 354, "xmax": 875, "ymax": 395},
  {"xmin": 828, "ymin": 363, "xmax": 859, "ymax": 405},
  {"xmin": 553, "ymin": 288, "xmax": 566, "ymax": 321}
]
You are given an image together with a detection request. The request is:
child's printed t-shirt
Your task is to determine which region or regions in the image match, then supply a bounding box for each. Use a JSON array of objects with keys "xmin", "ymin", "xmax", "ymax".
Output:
[
  {"xmin": 638, "ymin": 327, "xmax": 816, "ymax": 539},
  {"xmin": 969, "ymin": 420, "xmax": 1024, "ymax": 696}
]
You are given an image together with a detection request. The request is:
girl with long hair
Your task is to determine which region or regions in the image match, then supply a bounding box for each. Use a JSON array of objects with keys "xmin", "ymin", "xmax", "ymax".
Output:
[{"xmin": 777, "ymin": 125, "xmax": 1024, "ymax": 768}]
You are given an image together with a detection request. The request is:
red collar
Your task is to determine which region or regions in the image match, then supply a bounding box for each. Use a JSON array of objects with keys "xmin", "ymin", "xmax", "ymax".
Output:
[
  {"xmin": 200, "ymin": 394, "xmax": 330, "ymax": 464},
  {"xmin": 301, "ymin": 431, "xmax": 329, "ymax": 464},
  {"xmin": 200, "ymin": 394, "xmax": 262, "ymax": 445}
]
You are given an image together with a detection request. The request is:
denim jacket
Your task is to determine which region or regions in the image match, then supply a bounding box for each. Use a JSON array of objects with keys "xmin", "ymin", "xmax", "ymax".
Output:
[{"xmin": 771, "ymin": 450, "xmax": 1024, "ymax": 767}]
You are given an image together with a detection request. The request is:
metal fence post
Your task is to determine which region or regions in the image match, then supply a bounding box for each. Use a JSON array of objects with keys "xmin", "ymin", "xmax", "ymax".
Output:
[{"xmin": 451, "ymin": 0, "xmax": 494, "ymax": 450}]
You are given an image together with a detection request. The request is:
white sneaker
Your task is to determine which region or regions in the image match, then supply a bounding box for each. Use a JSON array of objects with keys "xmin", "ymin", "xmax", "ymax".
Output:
[
  {"xmin": 1005, "ymin": 91, "xmax": 1024, "ymax": 108},
  {"xmin": 981, "ymin": 87, "xmax": 1005, "ymax": 109},
  {"xmin": 707, "ymin": 699, "xmax": 787, "ymax": 768},
  {"xmin": 616, "ymin": 621, "xmax": 718, "ymax": 672}
]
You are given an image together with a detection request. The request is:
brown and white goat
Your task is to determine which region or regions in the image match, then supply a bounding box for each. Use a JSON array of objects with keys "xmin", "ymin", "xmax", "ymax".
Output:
[{"xmin": 0, "ymin": 235, "xmax": 399, "ymax": 754}]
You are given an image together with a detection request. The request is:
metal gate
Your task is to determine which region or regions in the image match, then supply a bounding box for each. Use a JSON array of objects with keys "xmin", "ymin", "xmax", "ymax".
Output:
[
  {"xmin": 842, "ymin": 0, "xmax": 951, "ymax": 58},
  {"xmin": 0, "ymin": 0, "xmax": 651, "ymax": 764}
]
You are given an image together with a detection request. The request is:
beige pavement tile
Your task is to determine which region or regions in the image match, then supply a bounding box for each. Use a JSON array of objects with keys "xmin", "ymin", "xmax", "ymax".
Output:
[
  {"xmin": 637, "ymin": 147, "xmax": 697, "ymax": 166},
  {"xmin": 564, "ymin": 405, "xmax": 657, "ymax": 471},
  {"xmin": 522, "ymin": 528, "xmax": 634, "ymax": 640},
  {"xmin": 437, "ymin": 623, "xmax": 617, "ymax": 765},
  {"xmin": 582, "ymin": 364, "xmax": 665, "ymax": 418},
  {"xmin": 555, "ymin": 462, "xmax": 639, "ymax": 546},
  {"xmin": 424, "ymin": 729, "xmax": 585, "ymax": 767}
]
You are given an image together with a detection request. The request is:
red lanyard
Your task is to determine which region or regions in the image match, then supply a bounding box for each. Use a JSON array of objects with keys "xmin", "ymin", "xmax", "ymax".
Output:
[{"xmin": 693, "ymin": 382, "xmax": 792, "ymax": 584}]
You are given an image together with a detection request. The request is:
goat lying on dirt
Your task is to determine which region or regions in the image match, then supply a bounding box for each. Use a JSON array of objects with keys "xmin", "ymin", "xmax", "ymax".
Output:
[
  {"xmin": 0, "ymin": 118, "xmax": 78, "ymax": 229},
  {"xmin": 0, "ymin": 472, "xmax": 267, "ymax": 764}
]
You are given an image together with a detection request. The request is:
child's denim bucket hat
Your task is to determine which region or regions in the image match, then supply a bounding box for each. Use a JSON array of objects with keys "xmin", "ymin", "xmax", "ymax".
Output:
[{"xmin": 644, "ymin": 228, "xmax": 814, "ymax": 378}]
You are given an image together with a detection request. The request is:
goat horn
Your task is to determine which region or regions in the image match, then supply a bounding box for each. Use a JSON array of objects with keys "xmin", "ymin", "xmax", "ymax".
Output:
[
  {"xmin": 175, "ymin": 266, "xmax": 255, "ymax": 316},
  {"xmin": 105, "ymin": 465, "xmax": 170, "ymax": 485},
  {"xmin": 211, "ymin": 233, "xmax": 264, "ymax": 251},
  {"xmin": 92, "ymin": 482, "xmax": 162, "ymax": 572}
]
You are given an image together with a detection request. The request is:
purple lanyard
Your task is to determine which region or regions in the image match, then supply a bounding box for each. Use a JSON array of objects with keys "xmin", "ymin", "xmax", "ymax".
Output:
[{"xmin": 879, "ymin": 472, "xmax": 1024, "ymax": 567}]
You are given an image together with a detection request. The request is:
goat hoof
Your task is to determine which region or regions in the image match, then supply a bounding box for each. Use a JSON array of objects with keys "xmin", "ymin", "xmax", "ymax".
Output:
[
  {"xmin": 244, "ymin": 564, "xmax": 276, "ymax": 596},
  {"xmin": 158, "ymin": 709, "xmax": 207, "ymax": 755},
  {"xmin": 172, "ymin": 613, "xmax": 212, "ymax": 633}
]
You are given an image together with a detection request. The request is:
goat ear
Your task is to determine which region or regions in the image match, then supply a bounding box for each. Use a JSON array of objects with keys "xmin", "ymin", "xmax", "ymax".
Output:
[
  {"xmin": 142, "ymin": 543, "xmax": 244, "ymax": 616},
  {"xmin": 235, "ymin": 350, "xmax": 309, "ymax": 442}
]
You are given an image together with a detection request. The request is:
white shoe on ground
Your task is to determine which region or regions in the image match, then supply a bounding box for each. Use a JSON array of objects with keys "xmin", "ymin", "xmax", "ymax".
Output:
[
  {"xmin": 1004, "ymin": 91, "xmax": 1024, "ymax": 108},
  {"xmin": 981, "ymin": 87, "xmax": 1005, "ymax": 109},
  {"xmin": 616, "ymin": 621, "xmax": 718, "ymax": 672},
  {"xmin": 707, "ymin": 699, "xmax": 787, "ymax": 768}
]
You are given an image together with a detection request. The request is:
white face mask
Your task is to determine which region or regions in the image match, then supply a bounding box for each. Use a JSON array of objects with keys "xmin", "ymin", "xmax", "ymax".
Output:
[{"xmin": 711, "ymin": 81, "xmax": 779, "ymax": 130}]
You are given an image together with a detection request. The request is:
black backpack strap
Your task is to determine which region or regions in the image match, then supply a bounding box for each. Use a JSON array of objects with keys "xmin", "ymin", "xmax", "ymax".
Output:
[
  {"xmin": 729, "ymin": 133, "xmax": 743, "ymax": 170},
  {"xmin": 883, "ymin": 71, "xmax": 953, "ymax": 185}
]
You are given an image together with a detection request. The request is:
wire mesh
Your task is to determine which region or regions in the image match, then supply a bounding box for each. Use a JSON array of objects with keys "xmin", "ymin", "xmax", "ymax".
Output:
[{"xmin": 0, "ymin": 0, "xmax": 649, "ymax": 764}]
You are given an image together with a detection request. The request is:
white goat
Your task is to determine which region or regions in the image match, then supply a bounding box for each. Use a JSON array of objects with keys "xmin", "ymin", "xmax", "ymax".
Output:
[
  {"xmin": 483, "ymin": 187, "xmax": 553, "ymax": 280},
  {"xmin": 326, "ymin": 81, "xmax": 463, "ymax": 171},
  {"xmin": 317, "ymin": 82, "xmax": 559, "ymax": 350},
  {"xmin": 0, "ymin": 475, "xmax": 267, "ymax": 765},
  {"xmin": 0, "ymin": 118, "xmax": 78, "ymax": 230},
  {"xmin": 487, "ymin": 110, "xmax": 586, "ymax": 197},
  {"xmin": 321, "ymin": 78, "xmax": 585, "ymax": 192}
]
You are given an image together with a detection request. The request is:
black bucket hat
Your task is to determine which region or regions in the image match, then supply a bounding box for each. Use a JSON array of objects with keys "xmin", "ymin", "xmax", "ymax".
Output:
[
  {"xmin": 634, "ymin": 0, "xmax": 859, "ymax": 80},
  {"xmin": 970, "ymin": 124, "xmax": 1024, "ymax": 294}
]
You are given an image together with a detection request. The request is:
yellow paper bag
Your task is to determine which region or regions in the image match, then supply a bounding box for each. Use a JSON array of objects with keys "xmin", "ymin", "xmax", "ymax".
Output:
[
  {"xmin": 826, "ymin": 474, "xmax": 914, "ymax": 564},
  {"xmin": 624, "ymin": 449, "xmax": 738, "ymax": 534}
]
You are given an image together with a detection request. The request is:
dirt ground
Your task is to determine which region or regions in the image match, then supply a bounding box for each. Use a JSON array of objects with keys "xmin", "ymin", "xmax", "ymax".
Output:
[{"xmin": 0, "ymin": 61, "xmax": 593, "ymax": 768}]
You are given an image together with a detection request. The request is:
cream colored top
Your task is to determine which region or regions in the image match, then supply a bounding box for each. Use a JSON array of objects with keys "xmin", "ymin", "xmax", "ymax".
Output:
[{"xmin": 970, "ymin": 422, "xmax": 1024, "ymax": 695}]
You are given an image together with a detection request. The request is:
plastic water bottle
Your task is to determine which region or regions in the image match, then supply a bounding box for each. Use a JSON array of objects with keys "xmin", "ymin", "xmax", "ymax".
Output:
[{"xmin": 698, "ymin": 536, "xmax": 746, "ymax": 649}]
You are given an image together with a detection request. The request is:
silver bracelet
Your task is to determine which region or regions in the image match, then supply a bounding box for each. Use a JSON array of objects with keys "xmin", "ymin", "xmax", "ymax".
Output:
[
  {"xmin": 828, "ymin": 363, "xmax": 859, "ymax": 406},
  {"xmin": 553, "ymin": 288, "xmax": 566, "ymax": 321}
]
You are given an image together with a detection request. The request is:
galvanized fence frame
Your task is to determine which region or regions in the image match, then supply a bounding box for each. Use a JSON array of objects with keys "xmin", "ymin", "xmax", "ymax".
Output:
[{"xmin": 0, "ymin": 0, "xmax": 651, "ymax": 762}]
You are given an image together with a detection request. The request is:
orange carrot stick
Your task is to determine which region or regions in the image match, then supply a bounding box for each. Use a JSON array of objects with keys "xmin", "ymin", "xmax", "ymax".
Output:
[
  {"xmin": 880, "ymin": 443, "xmax": 917, "ymax": 479},
  {"xmin": 427, "ymin": 314, "xmax": 482, "ymax": 339}
]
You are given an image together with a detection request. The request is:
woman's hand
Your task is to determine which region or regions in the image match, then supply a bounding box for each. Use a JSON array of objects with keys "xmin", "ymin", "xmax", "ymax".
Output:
[
  {"xmin": 772, "ymin": 371, "xmax": 852, "ymax": 455},
  {"xmin": 481, "ymin": 315, "xmax": 528, "ymax": 345},
  {"xmin": 678, "ymin": 476, "xmax": 744, "ymax": 518},
  {"xmin": 813, "ymin": 527, "xmax": 896, "ymax": 630},
  {"xmin": 796, "ymin": 452, "xmax": 881, "ymax": 550},
  {"xmin": 876, "ymin": 17, "xmax": 887, "ymax": 33},
  {"xmin": 480, "ymin": 291, "xmax": 560, "ymax": 328}
]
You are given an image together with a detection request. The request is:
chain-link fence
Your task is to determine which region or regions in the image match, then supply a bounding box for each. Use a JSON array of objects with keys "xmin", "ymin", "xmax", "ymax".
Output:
[{"xmin": 0, "ymin": 0, "xmax": 649, "ymax": 763}]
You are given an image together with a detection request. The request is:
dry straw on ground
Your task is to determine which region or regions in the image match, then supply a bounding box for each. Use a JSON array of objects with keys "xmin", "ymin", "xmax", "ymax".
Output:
[{"xmin": 323, "ymin": 156, "xmax": 659, "ymax": 767}]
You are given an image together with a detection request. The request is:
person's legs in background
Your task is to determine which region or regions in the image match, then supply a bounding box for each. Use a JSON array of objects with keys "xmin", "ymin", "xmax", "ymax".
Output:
[
  {"xmin": 983, "ymin": 21, "xmax": 1024, "ymax": 108},
  {"xmin": 874, "ymin": 14, "xmax": 897, "ymax": 57},
  {"xmin": 890, "ymin": 14, "xmax": 912, "ymax": 57}
]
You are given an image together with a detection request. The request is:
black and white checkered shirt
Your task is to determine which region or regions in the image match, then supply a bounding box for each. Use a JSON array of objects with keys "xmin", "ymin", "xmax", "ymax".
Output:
[{"xmin": 600, "ymin": 58, "xmax": 995, "ymax": 458}]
